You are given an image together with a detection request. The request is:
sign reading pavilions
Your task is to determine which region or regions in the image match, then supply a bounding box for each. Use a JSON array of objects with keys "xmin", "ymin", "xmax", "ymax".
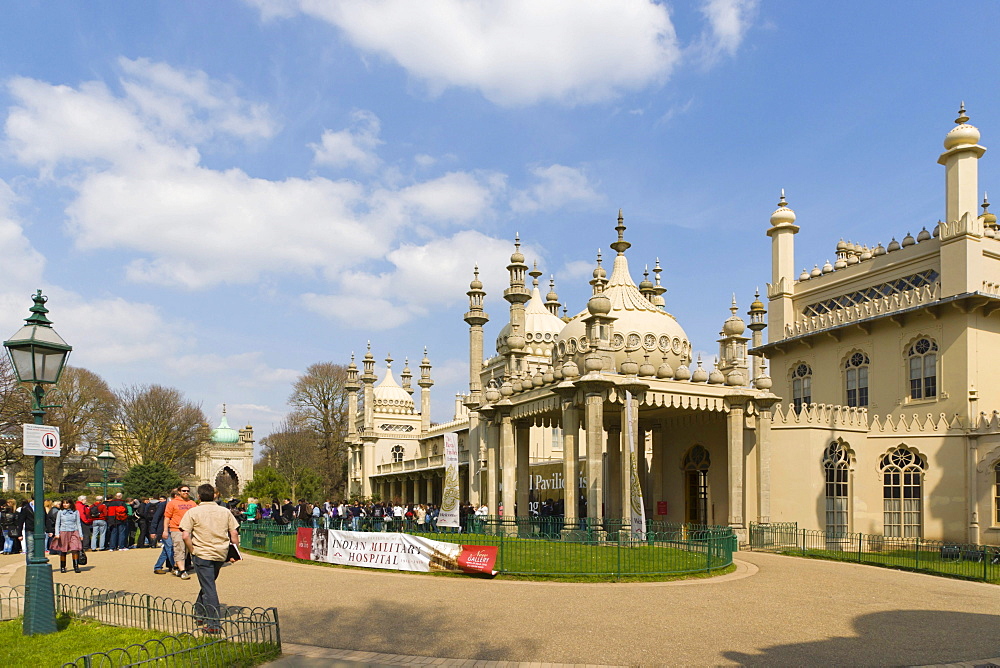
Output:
[{"xmin": 296, "ymin": 528, "xmax": 497, "ymax": 576}]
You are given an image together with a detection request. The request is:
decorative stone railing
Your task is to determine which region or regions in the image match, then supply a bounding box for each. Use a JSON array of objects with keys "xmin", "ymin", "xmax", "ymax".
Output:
[
  {"xmin": 375, "ymin": 450, "xmax": 469, "ymax": 475},
  {"xmin": 771, "ymin": 403, "xmax": 869, "ymax": 429},
  {"xmin": 783, "ymin": 282, "xmax": 940, "ymax": 339}
]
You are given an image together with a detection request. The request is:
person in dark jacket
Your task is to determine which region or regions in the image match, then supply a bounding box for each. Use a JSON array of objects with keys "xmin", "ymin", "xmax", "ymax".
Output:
[
  {"xmin": 105, "ymin": 493, "xmax": 129, "ymax": 551},
  {"xmin": 16, "ymin": 499, "xmax": 35, "ymax": 563},
  {"xmin": 135, "ymin": 497, "xmax": 153, "ymax": 548},
  {"xmin": 280, "ymin": 499, "xmax": 295, "ymax": 525},
  {"xmin": 150, "ymin": 494, "xmax": 175, "ymax": 574},
  {"xmin": 45, "ymin": 500, "xmax": 59, "ymax": 553}
]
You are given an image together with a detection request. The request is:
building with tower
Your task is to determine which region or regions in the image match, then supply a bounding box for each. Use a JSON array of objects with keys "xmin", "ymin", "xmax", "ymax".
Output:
[
  {"xmin": 344, "ymin": 107, "xmax": 1000, "ymax": 545},
  {"xmin": 195, "ymin": 406, "xmax": 255, "ymax": 497}
]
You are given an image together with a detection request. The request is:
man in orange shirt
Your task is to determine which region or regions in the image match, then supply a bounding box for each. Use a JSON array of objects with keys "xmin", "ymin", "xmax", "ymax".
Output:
[{"xmin": 162, "ymin": 485, "xmax": 196, "ymax": 579}]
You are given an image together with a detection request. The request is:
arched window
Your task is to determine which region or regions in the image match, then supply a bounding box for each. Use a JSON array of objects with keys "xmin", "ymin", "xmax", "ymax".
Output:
[
  {"xmin": 791, "ymin": 363, "xmax": 812, "ymax": 413},
  {"xmin": 824, "ymin": 442, "xmax": 850, "ymax": 536},
  {"xmin": 844, "ymin": 352, "xmax": 870, "ymax": 407},
  {"xmin": 880, "ymin": 448, "xmax": 926, "ymax": 538},
  {"xmin": 390, "ymin": 444, "xmax": 404, "ymax": 463},
  {"xmin": 683, "ymin": 445, "xmax": 710, "ymax": 525},
  {"xmin": 994, "ymin": 462, "xmax": 1000, "ymax": 525},
  {"xmin": 907, "ymin": 338, "xmax": 938, "ymax": 400}
]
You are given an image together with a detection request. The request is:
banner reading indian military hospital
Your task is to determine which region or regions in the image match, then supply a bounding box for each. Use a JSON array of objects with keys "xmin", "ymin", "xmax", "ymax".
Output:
[{"xmin": 296, "ymin": 528, "xmax": 498, "ymax": 576}]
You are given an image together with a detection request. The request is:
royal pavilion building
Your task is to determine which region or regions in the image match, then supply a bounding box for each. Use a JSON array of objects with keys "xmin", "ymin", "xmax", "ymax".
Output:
[{"xmin": 344, "ymin": 107, "xmax": 1000, "ymax": 545}]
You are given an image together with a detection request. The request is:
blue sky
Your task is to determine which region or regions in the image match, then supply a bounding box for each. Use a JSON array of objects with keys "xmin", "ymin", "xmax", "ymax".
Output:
[{"xmin": 1, "ymin": 1, "xmax": 998, "ymax": 443}]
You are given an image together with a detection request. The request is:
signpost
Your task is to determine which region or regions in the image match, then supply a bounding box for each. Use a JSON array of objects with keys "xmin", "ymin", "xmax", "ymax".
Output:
[
  {"xmin": 23, "ymin": 424, "xmax": 60, "ymax": 457},
  {"xmin": 86, "ymin": 482, "xmax": 122, "ymax": 488}
]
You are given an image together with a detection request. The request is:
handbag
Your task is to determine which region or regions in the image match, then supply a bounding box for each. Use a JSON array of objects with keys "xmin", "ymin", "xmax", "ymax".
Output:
[{"xmin": 77, "ymin": 550, "xmax": 88, "ymax": 566}]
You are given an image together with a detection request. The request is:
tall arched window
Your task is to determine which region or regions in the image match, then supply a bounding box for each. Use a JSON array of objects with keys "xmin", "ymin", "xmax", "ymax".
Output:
[
  {"xmin": 390, "ymin": 444, "xmax": 404, "ymax": 463},
  {"xmin": 880, "ymin": 448, "xmax": 926, "ymax": 538},
  {"xmin": 683, "ymin": 445, "xmax": 710, "ymax": 525},
  {"xmin": 907, "ymin": 338, "xmax": 938, "ymax": 400},
  {"xmin": 823, "ymin": 442, "xmax": 850, "ymax": 536},
  {"xmin": 844, "ymin": 352, "xmax": 870, "ymax": 407},
  {"xmin": 994, "ymin": 462, "xmax": 1000, "ymax": 525},
  {"xmin": 791, "ymin": 363, "xmax": 812, "ymax": 413}
]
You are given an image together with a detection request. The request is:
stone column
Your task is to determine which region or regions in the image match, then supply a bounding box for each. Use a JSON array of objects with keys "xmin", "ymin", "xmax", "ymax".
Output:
[
  {"xmin": 754, "ymin": 395, "xmax": 778, "ymax": 523},
  {"xmin": 425, "ymin": 475, "xmax": 434, "ymax": 505},
  {"xmin": 968, "ymin": 435, "xmax": 980, "ymax": 544},
  {"xmin": 515, "ymin": 422, "xmax": 531, "ymax": 516},
  {"xmin": 651, "ymin": 422, "xmax": 664, "ymax": 519},
  {"xmin": 483, "ymin": 412, "xmax": 499, "ymax": 515},
  {"xmin": 579, "ymin": 381, "xmax": 610, "ymax": 521},
  {"xmin": 467, "ymin": 413, "xmax": 482, "ymax": 506},
  {"xmin": 725, "ymin": 394, "xmax": 751, "ymax": 536},
  {"xmin": 500, "ymin": 409, "xmax": 516, "ymax": 519},
  {"xmin": 556, "ymin": 386, "xmax": 580, "ymax": 526},
  {"xmin": 606, "ymin": 425, "xmax": 621, "ymax": 520}
]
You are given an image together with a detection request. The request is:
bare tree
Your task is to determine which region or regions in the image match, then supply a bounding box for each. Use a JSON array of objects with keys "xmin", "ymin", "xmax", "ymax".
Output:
[
  {"xmin": 44, "ymin": 366, "xmax": 117, "ymax": 489},
  {"xmin": 259, "ymin": 418, "xmax": 322, "ymax": 501},
  {"xmin": 287, "ymin": 362, "xmax": 349, "ymax": 495},
  {"xmin": 0, "ymin": 354, "xmax": 31, "ymax": 473},
  {"xmin": 114, "ymin": 384, "xmax": 210, "ymax": 473}
]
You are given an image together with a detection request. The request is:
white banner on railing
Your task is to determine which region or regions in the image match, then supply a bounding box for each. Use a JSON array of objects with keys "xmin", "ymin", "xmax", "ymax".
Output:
[
  {"xmin": 626, "ymin": 390, "xmax": 646, "ymax": 538},
  {"xmin": 438, "ymin": 432, "xmax": 461, "ymax": 528}
]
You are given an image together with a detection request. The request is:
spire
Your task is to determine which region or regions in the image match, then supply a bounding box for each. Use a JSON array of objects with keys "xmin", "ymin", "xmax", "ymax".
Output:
[
  {"xmin": 401, "ymin": 357, "xmax": 413, "ymax": 395},
  {"xmin": 778, "ymin": 188, "xmax": 787, "ymax": 207},
  {"xmin": 610, "ymin": 209, "xmax": 631, "ymax": 255},
  {"xmin": 529, "ymin": 261, "xmax": 542, "ymax": 288},
  {"xmin": 956, "ymin": 101, "xmax": 969, "ymax": 125},
  {"xmin": 544, "ymin": 275, "xmax": 561, "ymax": 316}
]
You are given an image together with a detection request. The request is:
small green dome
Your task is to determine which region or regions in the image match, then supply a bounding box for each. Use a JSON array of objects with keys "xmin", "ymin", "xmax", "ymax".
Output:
[{"xmin": 211, "ymin": 412, "xmax": 239, "ymax": 444}]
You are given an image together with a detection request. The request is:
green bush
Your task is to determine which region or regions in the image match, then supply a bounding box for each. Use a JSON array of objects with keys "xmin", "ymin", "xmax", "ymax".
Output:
[{"xmin": 122, "ymin": 462, "xmax": 183, "ymax": 498}]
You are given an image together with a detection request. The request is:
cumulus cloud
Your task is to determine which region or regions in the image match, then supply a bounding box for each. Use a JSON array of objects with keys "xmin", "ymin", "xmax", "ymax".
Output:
[
  {"xmin": 311, "ymin": 109, "xmax": 382, "ymax": 171},
  {"xmin": 246, "ymin": 0, "xmax": 681, "ymax": 106},
  {"xmin": 696, "ymin": 0, "xmax": 758, "ymax": 61},
  {"xmin": 510, "ymin": 164, "xmax": 602, "ymax": 213}
]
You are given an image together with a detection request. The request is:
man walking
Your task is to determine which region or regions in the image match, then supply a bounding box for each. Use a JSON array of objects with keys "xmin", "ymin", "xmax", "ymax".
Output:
[
  {"xmin": 163, "ymin": 486, "xmax": 196, "ymax": 579},
  {"xmin": 180, "ymin": 483, "xmax": 239, "ymax": 633},
  {"xmin": 76, "ymin": 495, "xmax": 93, "ymax": 550},
  {"xmin": 151, "ymin": 493, "xmax": 174, "ymax": 574}
]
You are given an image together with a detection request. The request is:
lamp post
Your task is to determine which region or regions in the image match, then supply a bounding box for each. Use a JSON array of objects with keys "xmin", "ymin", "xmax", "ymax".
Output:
[
  {"xmin": 4, "ymin": 290, "xmax": 72, "ymax": 636},
  {"xmin": 96, "ymin": 444, "xmax": 116, "ymax": 499}
]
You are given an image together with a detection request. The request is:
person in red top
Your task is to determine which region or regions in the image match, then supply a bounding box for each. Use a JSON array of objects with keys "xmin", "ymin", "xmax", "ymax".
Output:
[
  {"xmin": 163, "ymin": 486, "xmax": 196, "ymax": 579},
  {"xmin": 76, "ymin": 495, "xmax": 93, "ymax": 552},
  {"xmin": 89, "ymin": 495, "xmax": 108, "ymax": 551}
]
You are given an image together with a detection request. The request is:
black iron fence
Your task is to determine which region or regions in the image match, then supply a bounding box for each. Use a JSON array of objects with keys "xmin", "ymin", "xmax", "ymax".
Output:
[
  {"xmin": 246, "ymin": 516, "xmax": 737, "ymax": 577},
  {"xmin": 749, "ymin": 522, "xmax": 1000, "ymax": 583}
]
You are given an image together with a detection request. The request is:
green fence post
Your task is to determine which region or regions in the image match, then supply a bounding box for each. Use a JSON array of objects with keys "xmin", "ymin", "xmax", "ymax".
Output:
[
  {"xmin": 857, "ymin": 532, "xmax": 863, "ymax": 563},
  {"xmin": 499, "ymin": 527, "xmax": 504, "ymax": 573},
  {"xmin": 801, "ymin": 529, "xmax": 806, "ymax": 553},
  {"xmin": 616, "ymin": 531, "xmax": 622, "ymax": 580},
  {"xmin": 985, "ymin": 545, "xmax": 989, "ymax": 582},
  {"xmin": 914, "ymin": 537, "xmax": 920, "ymax": 570},
  {"xmin": 144, "ymin": 593, "xmax": 152, "ymax": 630}
]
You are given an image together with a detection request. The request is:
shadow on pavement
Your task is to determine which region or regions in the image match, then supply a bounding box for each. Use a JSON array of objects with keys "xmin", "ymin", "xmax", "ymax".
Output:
[{"xmin": 722, "ymin": 609, "xmax": 1000, "ymax": 666}]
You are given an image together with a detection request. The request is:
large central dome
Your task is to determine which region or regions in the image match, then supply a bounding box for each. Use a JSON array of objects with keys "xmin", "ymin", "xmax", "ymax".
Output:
[
  {"xmin": 555, "ymin": 215, "xmax": 691, "ymax": 373},
  {"xmin": 373, "ymin": 357, "xmax": 414, "ymax": 414}
]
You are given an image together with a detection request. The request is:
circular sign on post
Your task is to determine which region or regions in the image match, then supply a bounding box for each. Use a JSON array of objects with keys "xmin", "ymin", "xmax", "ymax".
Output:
[{"xmin": 41, "ymin": 431, "xmax": 59, "ymax": 452}]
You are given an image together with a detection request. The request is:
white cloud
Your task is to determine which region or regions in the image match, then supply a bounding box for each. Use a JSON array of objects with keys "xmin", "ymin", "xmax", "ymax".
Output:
[
  {"xmin": 248, "ymin": 0, "xmax": 681, "ymax": 106},
  {"xmin": 510, "ymin": 164, "xmax": 602, "ymax": 213},
  {"xmin": 311, "ymin": 109, "xmax": 382, "ymax": 171},
  {"xmin": 696, "ymin": 0, "xmax": 758, "ymax": 61},
  {"xmin": 166, "ymin": 352, "xmax": 300, "ymax": 387},
  {"xmin": 560, "ymin": 259, "xmax": 596, "ymax": 282}
]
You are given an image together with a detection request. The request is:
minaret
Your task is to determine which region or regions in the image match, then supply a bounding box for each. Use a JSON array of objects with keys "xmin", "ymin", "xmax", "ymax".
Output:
[
  {"xmin": 747, "ymin": 289, "xmax": 767, "ymax": 383},
  {"xmin": 545, "ymin": 276, "xmax": 561, "ymax": 316},
  {"xmin": 766, "ymin": 190, "xmax": 798, "ymax": 340},
  {"xmin": 639, "ymin": 265, "xmax": 656, "ymax": 304},
  {"xmin": 345, "ymin": 353, "xmax": 360, "ymax": 442},
  {"xmin": 582, "ymin": 249, "xmax": 616, "ymax": 372},
  {"xmin": 418, "ymin": 347, "xmax": 434, "ymax": 434},
  {"xmin": 939, "ymin": 103, "xmax": 985, "ymax": 225},
  {"xmin": 400, "ymin": 357, "xmax": 413, "ymax": 396},
  {"xmin": 361, "ymin": 342, "xmax": 377, "ymax": 435},
  {"xmin": 651, "ymin": 258, "xmax": 667, "ymax": 310},
  {"xmin": 503, "ymin": 235, "xmax": 530, "ymax": 377},
  {"xmin": 464, "ymin": 266, "xmax": 489, "ymax": 406},
  {"xmin": 717, "ymin": 295, "xmax": 749, "ymax": 384},
  {"xmin": 981, "ymin": 194, "xmax": 998, "ymax": 232}
]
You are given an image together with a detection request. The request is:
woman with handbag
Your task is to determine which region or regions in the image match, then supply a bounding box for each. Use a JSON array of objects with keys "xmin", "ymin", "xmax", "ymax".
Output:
[{"xmin": 51, "ymin": 498, "xmax": 85, "ymax": 573}]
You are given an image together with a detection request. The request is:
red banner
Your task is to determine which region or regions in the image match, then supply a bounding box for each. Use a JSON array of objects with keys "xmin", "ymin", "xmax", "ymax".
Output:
[
  {"xmin": 296, "ymin": 528, "xmax": 312, "ymax": 560},
  {"xmin": 457, "ymin": 545, "xmax": 497, "ymax": 574}
]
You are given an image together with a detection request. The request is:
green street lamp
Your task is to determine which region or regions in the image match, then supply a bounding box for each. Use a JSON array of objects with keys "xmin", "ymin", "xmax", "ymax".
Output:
[
  {"xmin": 4, "ymin": 290, "xmax": 72, "ymax": 636},
  {"xmin": 96, "ymin": 444, "xmax": 116, "ymax": 499}
]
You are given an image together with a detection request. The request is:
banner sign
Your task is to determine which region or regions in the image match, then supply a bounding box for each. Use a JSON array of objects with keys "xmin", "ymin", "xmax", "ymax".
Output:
[
  {"xmin": 23, "ymin": 423, "xmax": 60, "ymax": 457},
  {"xmin": 296, "ymin": 528, "xmax": 497, "ymax": 575},
  {"xmin": 626, "ymin": 391, "xmax": 646, "ymax": 538},
  {"xmin": 437, "ymin": 432, "xmax": 461, "ymax": 528}
]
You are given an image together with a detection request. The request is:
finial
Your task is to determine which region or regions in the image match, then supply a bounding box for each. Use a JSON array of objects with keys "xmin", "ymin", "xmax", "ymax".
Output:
[
  {"xmin": 529, "ymin": 260, "xmax": 542, "ymax": 286},
  {"xmin": 653, "ymin": 258, "xmax": 663, "ymax": 285},
  {"xmin": 778, "ymin": 189, "xmax": 787, "ymax": 207},
  {"xmin": 24, "ymin": 289, "xmax": 53, "ymax": 327},
  {"xmin": 514, "ymin": 233, "xmax": 520, "ymax": 250},
  {"xmin": 549, "ymin": 275, "xmax": 555, "ymax": 289},
  {"xmin": 956, "ymin": 102, "xmax": 969, "ymax": 125},
  {"xmin": 730, "ymin": 293, "xmax": 738, "ymax": 315},
  {"xmin": 644, "ymin": 265, "xmax": 649, "ymax": 279},
  {"xmin": 983, "ymin": 192, "xmax": 991, "ymax": 213},
  {"xmin": 385, "ymin": 354, "xmax": 393, "ymax": 368},
  {"xmin": 474, "ymin": 264, "xmax": 479, "ymax": 278},
  {"xmin": 610, "ymin": 209, "xmax": 630, "ymax": 255},
  {"xmin": 222, "ymin": 403, "xmax": 227, "ymax": 415},
  {"xmin": 596, "ymin": 248, "xmax": 603, "ymax": 266}
]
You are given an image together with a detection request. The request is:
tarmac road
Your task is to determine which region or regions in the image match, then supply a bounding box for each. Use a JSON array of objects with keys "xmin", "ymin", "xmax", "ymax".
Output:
[{"xmin": 1, "ymin": 547, "xmax": 998, "ymax": 666}]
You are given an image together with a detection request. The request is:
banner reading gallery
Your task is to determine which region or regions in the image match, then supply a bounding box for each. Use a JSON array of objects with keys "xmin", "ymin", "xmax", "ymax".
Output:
[{"xmin": 296, "ymin": 528, "xmax": 498, "ymax": 576}]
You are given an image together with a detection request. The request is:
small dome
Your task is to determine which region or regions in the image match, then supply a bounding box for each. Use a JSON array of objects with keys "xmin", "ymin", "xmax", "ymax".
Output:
[
  {"xmin": 916, "ymin": 227, "xmax": 931, "ymax": 242},
  {"xmin": 836, "ymin": 239, "xmax": 847, "ymax": 251},
  {"xmin": 726, "ymin": 369, "xmax": 745, "ymax": 386},
  {"xmin": 656, "ymin": 359, "xmax": 674, "ymax": 378},
  {"xmin": 588, "ymin": 293, "xmax": 611, "ymax": 316},
  {"xmin": 373, "ymin": 359, "xmax": 415, "ymax": 412},
  {"xmin": 620, "ymin": 356, "xmax": 639, "ymax": 376},
  {"xmin": 810, "ymin": 265, "xmax": 822, "ymax": 278},
  {"xmin": 749, "ymin": 291, "xmax": 765, "ymax": 313},
  {"xmin": 692, "ymin": 360, "xmax": 709, "ymax": 383},
  {"xmin": 902, "ymin": 232, "xmax": 916, "ymax": 247},
  {"xmin": 799, "ymin": 269, "xmax": 810, "ymax": 281},
  {"xmin": 873, "ymin": 243, "xmax": 886, "ymax": 256},
  {"xmin": 755, "ymin": 374, "xmax": 773, "ymax": 390},
  {"xmin": 887, "ymin": 237, "xmax": 901, "ymax": 252},
  {"xmin": 945, "ymin": 123, "xmax": 981, "ymax": 150},
  {"xmin": 469, "ymin": 272, "xmax": 483, "ymax": 290},
  {"xmin": 211, "ymin": 412, "xmax": 240, "ymax": 444},
  {"xmin": 708, "ymin": 367, "xmax": 725, "ymax": 384},
  {"xmin": 638, "ymin": 355, "xmax": 656, "ymax": 377},
  {"xmin": 723, "ymin": 298, "xmax": 746, "ymax": 336},
  {"xmin": 770, "ymin": 205, "xmax": 796, "ymax": 227},
  {"xmin": 860, "ymin": 247, "xmax": 872, "ymax": 261},
  {"xmin": 822, "ymin": 260, "xmax": 834, "ymax": 274},
  {"xmin": 834, "ymin": 258, "xmax": 847, "ymax": 269},
  {"xmin": 674, "ymin": 364, "xmax": 691, "ymax": 380}
]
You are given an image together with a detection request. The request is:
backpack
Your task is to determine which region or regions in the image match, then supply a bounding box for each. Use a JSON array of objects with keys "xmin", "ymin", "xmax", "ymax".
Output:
[
  {"xmin": 111, "ymin": 503, "xmax": 127, "ymax": 522},
  {"xmin": 89, "ymin": 504, "xmax": 101, "ymax": 519},
  {"xmin": 144, "ymin": 503, "xmax": 157, "ymax": 520}
]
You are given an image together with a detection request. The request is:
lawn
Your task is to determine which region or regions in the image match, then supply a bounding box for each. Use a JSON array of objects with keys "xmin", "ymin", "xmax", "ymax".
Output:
[
  {"xmin": 1, "ymin": 614, "xmax": 280, "ymax": 667},
  {"xmin": 772, "ymin": 547, "xmax": 1000, "ymax": 583}
]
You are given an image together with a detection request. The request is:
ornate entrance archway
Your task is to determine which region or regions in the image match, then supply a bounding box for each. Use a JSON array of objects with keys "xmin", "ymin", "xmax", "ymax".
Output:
[{"xmin": 215, "ymin": 466, "xmax": 239, "ymax": 499}]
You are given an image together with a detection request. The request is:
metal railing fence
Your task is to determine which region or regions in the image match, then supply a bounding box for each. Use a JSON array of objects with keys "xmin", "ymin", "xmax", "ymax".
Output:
[
  {"xmin": 0, "ymin": 584, "xmax": 281, "ymax": 667},
  {"xmin": 749, "ymin": 522, "xmax": 1000, "ymax": 583},
  {"xmin": 246, "ymin": 516, "xmax": 736, "ymax": 577}
]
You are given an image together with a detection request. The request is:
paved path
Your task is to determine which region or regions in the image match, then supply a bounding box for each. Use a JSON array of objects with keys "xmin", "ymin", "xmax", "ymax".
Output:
[{"xmin": 1, "ymin": 548, "xmax": 998, "ymax": 666}]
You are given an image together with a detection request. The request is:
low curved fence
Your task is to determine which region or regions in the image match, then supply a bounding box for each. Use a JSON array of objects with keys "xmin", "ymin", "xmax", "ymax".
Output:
[
  {"xmin": 749, "ymin": 522, "xmax": 1000, "ymax": 583},
  {"xmin": 0, "ymin": 584, "xmax": 281, "ymax": 667},
  {"xmin": 245, "ymin": 516, "xmax": 736, "ymax": 577}
]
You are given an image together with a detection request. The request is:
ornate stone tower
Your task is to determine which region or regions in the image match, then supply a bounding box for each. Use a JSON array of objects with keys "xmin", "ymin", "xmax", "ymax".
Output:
[
  {"xmin": 195, "ymin": 405, "xmax": 254, "ymax": 496},
  {"xmin": 765, "ymin": 190, "xmax": 798, "ymax": 339}
]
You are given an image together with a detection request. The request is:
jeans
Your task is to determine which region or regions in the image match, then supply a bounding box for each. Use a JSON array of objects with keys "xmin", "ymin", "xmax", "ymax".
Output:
[
  {"xmin": 81, "ymin": 522, "xmax": 92, "ymax": 549},
  {"xmin": 154, "ymin": 534, "xmax": 174, "ymax": 571},
  {"xmin": 91, "ymin": 520, "xmax": 107, "ymax": 550},
  {"xmin": 2, "ymin": 529, "xmax": 12, "ymax": 553},
  {"xmin": 22, "ymin": 531, "xmax": 33, "ymax": 562},
  {"xmin": 108, "ymin": 522, "xmax": 127, "ymax": 550},
  {"xmin": 192, "ymin": 555, "xmax": 224, "ymax": 628},
  {"xmin": 350, "ymin": 516, "xmax": 360, "ymax": 531},
  {"xmin": 136, "ymin": 519, "xmax": 150, "ymax": 548}
]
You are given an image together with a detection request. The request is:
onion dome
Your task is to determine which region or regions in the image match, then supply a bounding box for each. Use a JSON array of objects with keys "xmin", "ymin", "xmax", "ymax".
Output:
[
  {"xmin": 726, "ymin": 369, "xmax": 745, "ymax": 386},
  {"xmin": 511, "ymin": 375, "xmax": 523, "ymax": 393},
  {"xmin": 656, "ymin": 358, "xmax": 674, "ymax": 379},
  {"xmin": 373, "ymin": 355, "xmax": 415, "ymax": 413},
  {"xmin": 769, "ymin": 190, "xmax": 797, "ymax": 227},
  {"xmin": 510, "ymin": 233, "xmax": 525, "ymax": 264},
  {"xmin": 749, "ymin": 290, "xmax": 765, "ymax": 314},
  {"xmin": 810, "ymin": 265, "xmax": 822, "ymax": 278},
  {"xmin": 499, "ymin": 377, "xmax": 514, "ymax": 397},
  {"xmin": 944, "ymin": 103, "xmax": 981, "ymax": 150},
  {"xmin": 691, "ymin": 356, "xmax": 709, "ymax": 383},
  {"xmin": 556, "ymin": 213, "xmax": 691, "ymax": 375},
  {"xmin": 933, "ymin": 222, "xmax": 942, "ymax": 238},
  {"xmin": 638, "ymin": 353, "xmax": 656, "ymax": 377},
  {"xmin": 846, "ymin": 254, "xmax": 859, "ymax": 266},
  {"xmin": 592, "ymin": 249, "xmax": 607, "ymax": 281},
  {"xmin": 873, "ymin": 243, "xmax": 886, "ymax": 256},
  {"xmin": 211, "ymin": 407, "xmax": 240, "ymax": 444},
  {"xmin": 836, "ymin": 239, "xmax": 847, "ymax": 252},
  {"xmin": 821, "ymin": 260, "xmax": 834, "ymax": 274},
  {"xmin": 860, "ymin": 246, "xmax": 872, "ymax": 260},
  {"xmin": 542, "ymin": 367, "xmax": 554, "ymax": 384},
  {"xmin": 674, "ymin": 364, "xmax": 691, "ymax": 380},
  {"xmin": 531, "ymin": 367, "xmax": 544, "ymax": 387},
  {"xmin": 916, "ymin": 227, "xmax": 931, "ymax": 242},
  {"xmin": 562, "ymin": 357, "xmax": 580, "ymax": 379},
  {"xmin": 834, "ymin": 257, "xmax": 847, "ymax": 270},
  {"xmin": 799, "ymin": 268, "xmax": 810, "ymax": 281},
  {"xmin": 485, "ymin": 383, "xmax": 500, "ymax": 403},
  {"xmin": 620, "ymin": 354, "xmax": 639, "ymax": 376},
  {"xmin": 887, "ymin": 237, "xmax": 901, "ymax": 252},
  {"xmin": 469, "ymin": 265, "xmax": 483, "ymax": 290},
  {"xmin": 902, "ymin": 232, "xmax": 915, "ymax": 247},
  {"xmin": 722, "ymin": 296, "xmax": 746, "ymax": 336},
  {"xmin": 708, "ymin": 361, "xmax": 725, "ymax": 385},
  {"xmin": 981, "ymin": 194, "xmax": 997, "ymax": 228},
  {"xmin": 755, "ymin": 373, "xmax": 773, "ymax": 390},
  {"xmin": 639, "ymin": 267, "xmax": 654, "ymax": 292}
]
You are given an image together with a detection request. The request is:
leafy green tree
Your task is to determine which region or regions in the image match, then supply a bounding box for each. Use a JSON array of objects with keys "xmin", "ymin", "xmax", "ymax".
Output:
[
  {"xmin": 242, "ymin": 466, "xmax": 290, "ymax": 503},
  {"xmin": 296, "ymin": 468, "xmax": 324, "ymax": 502},
  {"xmin": 122, "ymin": 461, "xmax": 183, "ymax": 499}
]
